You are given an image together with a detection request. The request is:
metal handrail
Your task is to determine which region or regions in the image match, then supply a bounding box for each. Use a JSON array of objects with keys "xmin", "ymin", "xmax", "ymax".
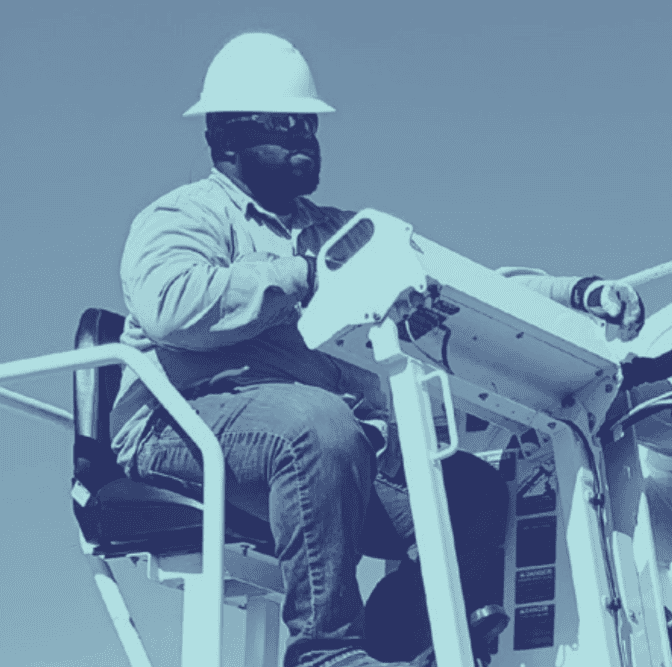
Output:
[
  {"xmin": 0, "ymin": 343, "xmax": 225, "ymax": 667},
  {"xmin": 0, "ymin": 386, "xmax": 74, "ymax": 427}
]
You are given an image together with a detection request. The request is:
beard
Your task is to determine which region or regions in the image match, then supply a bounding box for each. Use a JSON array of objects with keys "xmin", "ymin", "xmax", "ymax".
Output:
[{"xmin": 238, "ymin": 142, "xmax": 321, "ymax": 205}]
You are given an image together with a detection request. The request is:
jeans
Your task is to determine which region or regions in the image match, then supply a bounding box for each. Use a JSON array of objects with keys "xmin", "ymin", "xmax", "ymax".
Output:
[{"xmin": 131, "ymin": 382, "xmax": 508, "ymax": 667}]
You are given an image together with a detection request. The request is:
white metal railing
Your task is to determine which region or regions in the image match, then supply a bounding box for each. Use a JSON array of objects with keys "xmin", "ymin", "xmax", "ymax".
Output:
[
  {"xmin": 0, "ymin": 343, "xmax": 225, "ymax": 667},
  {"xmin": 0, "ymin": 385, "xmax": 74, "ymax": 427}
]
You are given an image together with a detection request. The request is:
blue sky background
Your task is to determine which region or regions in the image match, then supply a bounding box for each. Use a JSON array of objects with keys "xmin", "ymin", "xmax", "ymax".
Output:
[{"xmin": 1, "ymin": 1, "xmax": 671, "ymax": 665}]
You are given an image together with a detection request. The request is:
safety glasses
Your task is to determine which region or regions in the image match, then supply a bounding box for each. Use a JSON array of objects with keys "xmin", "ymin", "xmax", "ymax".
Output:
[{"xmin": 222, "ymin": 113, "xmax": 318, "ymax": 136}]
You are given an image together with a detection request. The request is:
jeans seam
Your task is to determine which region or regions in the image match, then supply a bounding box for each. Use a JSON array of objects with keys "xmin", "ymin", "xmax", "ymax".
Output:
[
  {"xmin": 283, "ymin": 431, "xmax": 323, "ymax": 639},
  {"xmin": 217, "ymin": 428, "xmax": 324, "ymax": 640}
]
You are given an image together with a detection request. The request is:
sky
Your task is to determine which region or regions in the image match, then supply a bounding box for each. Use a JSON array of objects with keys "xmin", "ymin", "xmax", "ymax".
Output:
[{"xmin": 1, "ymin": 1, "xmax": 671, "ymax": 665}]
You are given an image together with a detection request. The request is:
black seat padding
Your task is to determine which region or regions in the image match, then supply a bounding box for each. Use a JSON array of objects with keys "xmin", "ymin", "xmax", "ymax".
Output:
[{"xmin": 72, "ymin": 308, "xmax": 275, "ymax": 558}]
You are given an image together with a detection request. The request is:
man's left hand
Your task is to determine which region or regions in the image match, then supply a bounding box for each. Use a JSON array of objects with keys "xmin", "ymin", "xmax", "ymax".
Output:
[{"xmin": 583, "ymin": 280, "xmax": 645, "ymax": 342}]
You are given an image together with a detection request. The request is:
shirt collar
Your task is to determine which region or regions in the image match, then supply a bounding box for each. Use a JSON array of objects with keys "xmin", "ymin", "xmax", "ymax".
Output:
[{"xmin": 208, "ymin": 167, "xmax": 314, "ymax": 236}]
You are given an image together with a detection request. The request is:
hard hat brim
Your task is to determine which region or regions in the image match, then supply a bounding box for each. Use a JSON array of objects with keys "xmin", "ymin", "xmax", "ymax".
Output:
[{"xmin": 183, "ymin": 96, "xmax": 336, "ymax": 117}]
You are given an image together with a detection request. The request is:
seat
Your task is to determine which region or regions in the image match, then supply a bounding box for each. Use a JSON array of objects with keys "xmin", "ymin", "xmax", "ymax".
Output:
[
  {"xmin": 72, "ymin": 308, "xmax": 276, "ymax": 558},
  {"xmin": 71, "ymin": 308, "xmax": 284, "ymax": 667}
]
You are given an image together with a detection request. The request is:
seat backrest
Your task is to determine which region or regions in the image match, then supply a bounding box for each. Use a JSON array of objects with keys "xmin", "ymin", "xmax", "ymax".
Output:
[{"xmin": 73, "ymin": 308, "xmax": 126, "ymax": 496}]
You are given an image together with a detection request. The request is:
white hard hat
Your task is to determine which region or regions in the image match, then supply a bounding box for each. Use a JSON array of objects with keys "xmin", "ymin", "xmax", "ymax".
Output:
[{"xmin": 183, "ymin": 33, "xmax": 335, "ymax": 116}]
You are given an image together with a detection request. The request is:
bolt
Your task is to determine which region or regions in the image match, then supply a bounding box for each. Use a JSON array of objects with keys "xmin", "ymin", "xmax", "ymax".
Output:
[
  {"xmin": 364, "ymin": 313, "xmax": 370, "ymax": 319},
  {"xmin": 336, "ymin": 339, "xmax": 344, "ymax": 347},
  {"xmin": 561, "ymin": 395, "xmax": 576, "ymax": 409},
  {"xmin": 606, "ymin": 597, "xmax": 622, "ymax": 613},
  {"xmin": 547, "ymin": 421, "xmax": 557, "ymax": 429},
  {"xmin": 588, "ymin": 413, "xmax": 596, "ymax": 430},
  {"xmin": 605, "ymin": 384, "xmax": 614, "ymax": 393},
  {"xmin": 516, "ymin": 332, "xmax": 524, "ymax": 339},
  {"xmin": 478, "ymin": 392, "xmax": 489, "ymax": 401},
  {"xmin": 595, "ymin": 369, "xmax": 604, "ymax": 377},
  {"xmin": 365, "ymin": 341, "xmax": 373, "ymax": 349},
  {"xmin": 373, "ymin": 313, "xmax": 382, "ymax": 322}
]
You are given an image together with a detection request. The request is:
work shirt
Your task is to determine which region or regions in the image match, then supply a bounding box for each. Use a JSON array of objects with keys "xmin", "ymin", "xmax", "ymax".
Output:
[{"xmin": 111, "ymin": 167, "xmax": 583, "ymax": 477}]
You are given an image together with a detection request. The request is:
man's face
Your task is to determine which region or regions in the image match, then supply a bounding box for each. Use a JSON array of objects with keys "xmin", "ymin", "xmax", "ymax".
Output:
[
  {"xmin": 235, "ymin": 114, "xmax": 322, "ymax": 204},
  {"xmin": 238, "ymin": 135, "xmax": 321, "ymax": 203}
]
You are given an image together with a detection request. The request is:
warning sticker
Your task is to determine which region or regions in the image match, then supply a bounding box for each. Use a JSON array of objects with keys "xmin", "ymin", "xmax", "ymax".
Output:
[
  {"xmin": 515, "ymin": 567, "xmax": 555, "ymax": 604},
  {"xmin": 514, "ymin": 604, "xmax": 555, "ymax": 650},
  {"xmin": 516, "ymin": 515, "xmax": 557, "ymax": 568},
  {"xmin": 516, "ymin": 455, "xmax": 557, "ymax": 516}
]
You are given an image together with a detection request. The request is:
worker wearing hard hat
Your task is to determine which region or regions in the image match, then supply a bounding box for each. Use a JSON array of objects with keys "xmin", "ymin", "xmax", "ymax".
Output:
[{"xmin": 111, "ymin": 32, "xmax": 646, "ymax": 667}]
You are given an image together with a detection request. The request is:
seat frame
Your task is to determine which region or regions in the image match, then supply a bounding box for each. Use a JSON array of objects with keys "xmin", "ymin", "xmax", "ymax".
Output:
[{"xmin": 0, "ymin": 331, "xmax": 270, "ymax": 667}]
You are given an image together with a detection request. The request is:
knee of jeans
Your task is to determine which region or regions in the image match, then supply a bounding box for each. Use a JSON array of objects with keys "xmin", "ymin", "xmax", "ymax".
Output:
[{"xmin": 291, "ymin": 386, "xmax": 374, "ymax": 466}]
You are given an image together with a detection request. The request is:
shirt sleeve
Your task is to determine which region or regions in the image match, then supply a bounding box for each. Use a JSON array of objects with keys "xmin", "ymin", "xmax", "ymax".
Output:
[
  {"xmin": 120, "ymin": 207, "xmax": 310, "ymax": 350},
  {"xmin": 496, "ymin": 266, "xmax": 581, "ymax": 309}
]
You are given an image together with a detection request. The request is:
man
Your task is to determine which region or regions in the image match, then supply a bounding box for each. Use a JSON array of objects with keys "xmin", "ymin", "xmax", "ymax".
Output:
[{"xmin": 110, "ymin": 32, "xmax": 645, "ymax": 667}]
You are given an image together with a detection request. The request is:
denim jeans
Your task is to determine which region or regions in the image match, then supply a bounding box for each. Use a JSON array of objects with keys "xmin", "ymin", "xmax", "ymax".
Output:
[{"xmin": 131, "ymin": 382, "xmax": 508, "ymax": 667}]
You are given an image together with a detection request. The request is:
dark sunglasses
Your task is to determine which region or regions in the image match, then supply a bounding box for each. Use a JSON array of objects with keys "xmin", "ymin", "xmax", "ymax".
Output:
[{"xmin": 222, "ymin": 113, "xmax": 318, "ymax": 135}]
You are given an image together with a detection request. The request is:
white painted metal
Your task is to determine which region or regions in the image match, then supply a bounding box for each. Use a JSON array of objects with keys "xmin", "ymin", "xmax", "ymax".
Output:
[
  {"xmin": 633, "ymin": 491, "xmax": 672, "ymax": 667},
  {"xmin": 88, "ymin": 556, "xmax": 153, "ymax": 667},
  {"xmin": 612, "ymin": 532, "xmax": 654, "ymax": 666},
  {"xmin": 0, "ymin": 344, "xmax": 225, "ymax": 667},
  {"xmin": 298, "ymin": 209, "xmax": 427, "ymax": 350},
  {"xmin": 420, "ymin": 370, "xmax": 459, "ymax": 461},
  {"xmin": 409, "ymin": 232, "xmax": 621, "ymax": 366},
  {"xmin": 244, "ymin": 598, "xmax": 281, "ymax": 667},
  {"xmin": 622, "ymin": 260, "xmax": 672, "ymax": 288},
  {"xmin": 369, "ymin": 318, "xmax": 474, "ymax": 667},
  {"xmin": 153, "ymin": 546, "xmax": 285, "ymax": 602},
  {"xmin": 0, "ymin": 385, "xmax": 73, "ymax": 427},
  {"xmin": 548, "ymin": 430, "xmax": 620, "ymax": 666}
]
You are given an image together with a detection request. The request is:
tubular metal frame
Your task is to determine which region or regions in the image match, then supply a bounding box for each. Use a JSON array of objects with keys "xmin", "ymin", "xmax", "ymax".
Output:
[{"xmin": 0, "ymin": 344, "xmax": 226, "ymax": 667}]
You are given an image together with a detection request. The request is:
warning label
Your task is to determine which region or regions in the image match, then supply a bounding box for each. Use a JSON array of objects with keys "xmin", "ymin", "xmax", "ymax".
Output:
[
  {"xmin": 514, "ymin": 604, "xmax": 555, "ymax": 650},
  {"xmin": 515, "ymin": 567, "xmax": 555, "ymax": 604},
  {"xmin": 516, "ymin": 515, "xmax": 557, "ymax": 568},
  {"xmin": 516, "ymin": 455, "xmax": 557, "ymax": 516}
]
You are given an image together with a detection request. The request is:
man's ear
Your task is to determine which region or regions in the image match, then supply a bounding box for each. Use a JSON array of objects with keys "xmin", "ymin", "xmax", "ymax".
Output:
[{"xmin": 205, "ymin": 130, "xmax": 237, "ymax": 164}]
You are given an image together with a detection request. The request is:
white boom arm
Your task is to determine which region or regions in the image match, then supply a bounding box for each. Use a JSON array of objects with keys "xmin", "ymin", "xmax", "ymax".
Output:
[{"xmin": 300, "ymin": 208, "xmax": 671, "ymax": 667}]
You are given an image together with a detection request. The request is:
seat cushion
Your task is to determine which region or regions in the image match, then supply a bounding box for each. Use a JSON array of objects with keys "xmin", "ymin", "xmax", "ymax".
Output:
[{"xmin": 86, "ymin": 478, "xmax": 275, "ymax": 557}]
